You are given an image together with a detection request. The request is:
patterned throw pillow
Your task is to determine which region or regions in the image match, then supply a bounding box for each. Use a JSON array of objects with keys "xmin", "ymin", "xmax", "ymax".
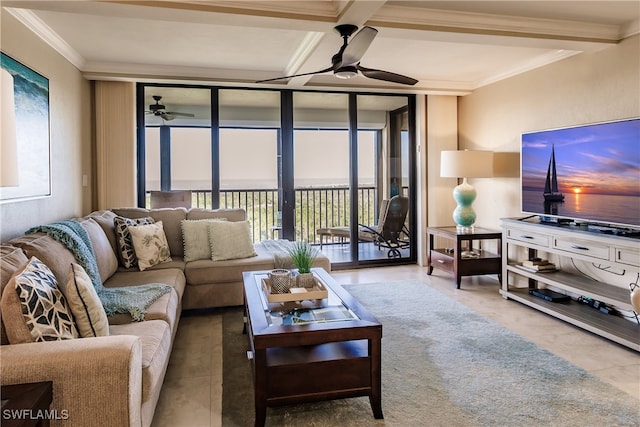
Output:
[
  {"xmin": 128, "ymin": 221, "xmax": 172, "ymax": 271},
  {"xmin": 13, "ymin": 257, "xmax": 78, "ymax": 342},
  {"xmin": 208, "ymin": 220, "xmax": 257, "ymax": 261},
  {"xmin": 59, "ymin": 263, "xmax": 109, "ymax": 338},
  {"xmin": 181, "ymin": 218, "xmax": 227, "ymax": 262},
  {"xmin": 114, "ymin": 216, "xmax": 155, "ymax": 268}
]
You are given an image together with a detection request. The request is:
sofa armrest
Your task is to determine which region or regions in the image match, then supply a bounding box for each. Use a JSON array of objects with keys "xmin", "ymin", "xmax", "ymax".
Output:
[{"xmin": 1, "ymin": 335, "xmax": 142, "ymax": 427}]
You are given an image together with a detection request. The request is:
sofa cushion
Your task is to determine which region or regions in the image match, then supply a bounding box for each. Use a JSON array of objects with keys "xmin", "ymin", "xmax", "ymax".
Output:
[
  {"xmin": 0, "ymin": 245, "xmax": 29, "ymax": 345},
  {"xmin": 104, "ymin": 268, "xmax": 184, "ymax": 331},
  {"xmin": 1, "ymin": 263, "xmax": 33, "ymax": 344},
  {"xmin": 137, "ymin": 257, "xmax": 185, "ymax": 273},
  {"xmin": 79, "ymin": 217, "xmax": 118, "ymax": 282},
  {"xmin": 88, "ymin": 210, "xmax": 119, "ymax": 255},
  {"xmin": 187, "ymin": 208, "xmax": 245, "ymax": 222},
  {"xmin": 59, "ymin": 263, "xmax": 109, "ymax": 338},
  {"xmin": 186, "ymin": 243, "xmax": 275, "ymax": 285},
  {"xmin": 109, "ymin": 319, "xmax": 172, "ymax": 407},
  {"xmin": 106, "ymin": 268, "xmax": 186, "ymax": 300},
  {"xmin": 4, "ymin": 257, "xmax": 78, "ymax": 343},
  {"xmin": 106, "ymin": 288, "xmax": 179, "ymax": 333},
  {"xmin": 181, "ymin": 219, "xmax": 226, "ymax": 262},
  {"xmin": 114, "ymin": 216, "xmax": 155, "ymax": 269},
  {"xmin": 10, "ymin": 233, "xmax": 78, "ymax": 290},
  {"xmin": 112, "ymin": 208, "xmax": 187, "ymax": 258},
  {"xmin": 128, "ymin": 221, "xmax": 172, "ymax": 271},
  {"xmin": 208, "ymin": 220, "xmax": 257, "ymax": 261}
]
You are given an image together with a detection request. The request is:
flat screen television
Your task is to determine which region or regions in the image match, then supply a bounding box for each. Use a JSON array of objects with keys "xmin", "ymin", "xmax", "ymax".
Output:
[{"xmin": 521, "ymin": 118, "xmax": 640, "ymax": 229}]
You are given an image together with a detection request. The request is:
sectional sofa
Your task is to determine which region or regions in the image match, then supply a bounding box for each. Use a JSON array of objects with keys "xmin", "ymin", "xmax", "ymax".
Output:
[{"xmin": 0, "ymin": 207, "xmax": 331, "ymax": 427}]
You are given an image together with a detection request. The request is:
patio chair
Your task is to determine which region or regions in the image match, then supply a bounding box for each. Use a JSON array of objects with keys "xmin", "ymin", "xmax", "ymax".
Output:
[
  {"xmin": 150, "ymin": 190, "xmax": 192, "ymax": 209},
  {"xmin": 358, "ymin": 195, "xmax": 409, "ymax": 258},
  {"xmin": 316, "ymin": 199, "xmax": 391, "ymax": 248}
]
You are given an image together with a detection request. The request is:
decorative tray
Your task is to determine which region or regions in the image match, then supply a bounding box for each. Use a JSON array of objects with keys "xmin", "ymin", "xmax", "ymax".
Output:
[{"xmin": 261, "ymin": 277, "xmax": 328, "ymax": 303}]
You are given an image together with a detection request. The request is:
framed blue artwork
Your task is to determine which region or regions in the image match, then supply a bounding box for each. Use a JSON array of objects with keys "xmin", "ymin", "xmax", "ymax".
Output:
[{"xmin": 0, "ymin": 52, "xmax": 51, "ymax": 201}]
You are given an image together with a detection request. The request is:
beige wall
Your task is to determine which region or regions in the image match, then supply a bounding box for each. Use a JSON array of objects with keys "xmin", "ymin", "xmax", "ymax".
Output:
[
  {"xmin": 458, "ymin": 34, "xmax": 640, "ymax": 230},
  {"xmin": 426, "ymin": 95, "xmax": 459, "ymax": 228},
  {"xmin": 0, "ymin": 12, "xmax": 93, "ymax": 241}
]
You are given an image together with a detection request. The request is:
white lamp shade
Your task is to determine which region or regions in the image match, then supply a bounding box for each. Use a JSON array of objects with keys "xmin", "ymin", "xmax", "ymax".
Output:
[
  {"xmin": 1, "ymin": 68, "xmax": 19, "ymax": 187},
  {"xmin": 440, "ymin": 150, "xmax": 493, "ymax": 178}
]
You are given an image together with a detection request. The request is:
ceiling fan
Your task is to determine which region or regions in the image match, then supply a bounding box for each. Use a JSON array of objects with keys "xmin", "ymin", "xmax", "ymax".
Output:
[
  {"xmin": 146, "ymin": 95, "xmax": 195, "ymax": 121},
  {"xmin": 257, "ymin": 24, "xmax": 418, "ymax": 86}
]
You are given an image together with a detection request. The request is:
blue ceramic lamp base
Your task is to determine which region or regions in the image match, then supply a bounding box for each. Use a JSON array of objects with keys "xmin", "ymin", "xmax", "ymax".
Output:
[{"xmin": 452, "ymin": 178, "xmax": 477, "ymax": 233}]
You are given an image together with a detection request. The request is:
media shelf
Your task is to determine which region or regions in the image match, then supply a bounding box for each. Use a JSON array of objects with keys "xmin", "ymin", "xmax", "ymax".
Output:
[{"xmin": 501, "ymin": 218, "xmax": 640, "ymax": 351}]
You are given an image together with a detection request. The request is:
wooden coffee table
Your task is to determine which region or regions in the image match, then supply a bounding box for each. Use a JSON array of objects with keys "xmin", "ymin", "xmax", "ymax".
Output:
[
  {"xmin": 1, "ymin": 382, "xmax": 53, "ymax": 427},
  {"xmin": 242, "ymin": 268, "xmax": 383, "ymax": 427}
]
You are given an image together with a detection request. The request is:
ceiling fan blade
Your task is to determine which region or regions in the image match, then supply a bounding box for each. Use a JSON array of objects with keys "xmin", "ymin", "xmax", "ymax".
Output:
[
  {"xmin": 341, "ymin": 26, "xmax": 377, "ymax": 66},
  {"xmin": 165, "ymin": 111, "xmax": 195, "ymax": 117},
  {"xmin": 256, "ymin": 66, "xmax": 334, "ymax": 83},
  {"xmin": 357, "ymin": 65, "xmax": 418, "ymax": 86}
]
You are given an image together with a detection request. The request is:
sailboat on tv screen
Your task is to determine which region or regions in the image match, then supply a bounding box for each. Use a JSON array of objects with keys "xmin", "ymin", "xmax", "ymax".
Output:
[{"xmin": 543, "ymin": 145, "xmax": 564, "ymax": 202}]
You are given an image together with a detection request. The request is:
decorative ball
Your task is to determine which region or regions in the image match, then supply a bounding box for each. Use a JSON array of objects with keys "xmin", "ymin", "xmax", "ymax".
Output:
[
  {"xmin": 631, "ymin": 285, "xmax": 640, "ymax": 313},
  {"xmin": 453, "ymin": 206, "xmax": 476, "ymax": 227}
]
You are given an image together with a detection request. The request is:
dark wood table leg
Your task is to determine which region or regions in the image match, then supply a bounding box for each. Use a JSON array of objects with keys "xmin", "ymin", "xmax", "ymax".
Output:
[
  {"xmin": 427, "ymin": 232, "xmax": 434, "ymax": 275},
  {"xmin": 368, "ymin": 337, "xmax": 384, "ymax": 419},
  {"xmin": 455, "ymin": 238, "xmax": 463, "ymax": 289},
  {"xmin": 253, "ymin": 349, "xmax": 267, "ymax": 427}
]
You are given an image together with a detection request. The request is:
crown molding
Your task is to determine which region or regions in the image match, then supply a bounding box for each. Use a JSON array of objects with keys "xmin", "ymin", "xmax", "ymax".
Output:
[
  {"xmin": 5, "ymin": 8, "xmax": 86, "ymax": 69},
  {"xmin": 473, "ymin": 49, "xmax": 581, "ymax": 89},
  {"xmin": 621, "ymin": 18, "xmax": 640, "ymax": 38}
]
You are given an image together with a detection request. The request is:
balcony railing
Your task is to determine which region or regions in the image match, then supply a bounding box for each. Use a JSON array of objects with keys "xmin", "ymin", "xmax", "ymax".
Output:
[{"xmin": 149, "ymin": 186, "xmax": 378, "ymax": 243}]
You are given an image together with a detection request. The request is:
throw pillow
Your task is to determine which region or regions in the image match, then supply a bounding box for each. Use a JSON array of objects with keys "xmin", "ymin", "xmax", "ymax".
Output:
[
  {"xmin": 59, "ymin": 263, "xmax": 109, "ymax": 338},
  {"xmin": 128, "ymin": 221, "xmax": 172, "ymax": 271},
  {"xmin": 1, "ymin": 264, "xmax": 33, "ymax": 344},
  {"xmin": 8, "ymin": 257, "xmax": 78, "ymax": 342},
  {"xmin": 79, "ymin": 218, "xmax": 118, "ymax": 282},
  {"xmin": 114, "ymin": 216, "xmax": 155, "ymax": 268},
  {"xmin": 181, "ymin": 218, "xmax": 227, "ymax": 262},
  {"xmin": 208, "ymin": 220, "xmax": 257, "ymax": 261}
]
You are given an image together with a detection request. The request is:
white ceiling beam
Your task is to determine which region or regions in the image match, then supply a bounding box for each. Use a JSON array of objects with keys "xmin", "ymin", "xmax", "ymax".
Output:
[
  {"xmin": 369, "ymin": 5, "xmax": 622, "ymax": 44},
  {"xmin": 285, "ymin": 0, "xmax": 388, "ymax": 86}
]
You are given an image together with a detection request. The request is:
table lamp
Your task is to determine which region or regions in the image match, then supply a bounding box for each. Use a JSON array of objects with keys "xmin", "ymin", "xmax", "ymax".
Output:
[{"xmin": 440, "ymin": 150, "xmax": 493, "ymax": 232}]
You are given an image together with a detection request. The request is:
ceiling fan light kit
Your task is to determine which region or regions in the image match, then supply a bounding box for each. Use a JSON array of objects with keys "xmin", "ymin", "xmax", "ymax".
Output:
[
  {"xmin": 145, "ymin": 95, "xmax": 195, "ymax": 121},
  {"xmin": 335, "ymin": 66, "xmax": 358, "ymax": 79},
  {"xmin": 257, "ymin": 25, "xmax": 417, "ymax": 86}
]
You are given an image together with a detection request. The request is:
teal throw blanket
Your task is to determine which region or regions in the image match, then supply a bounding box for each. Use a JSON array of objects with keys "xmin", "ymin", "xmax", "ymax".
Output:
[{"xmin": 28, "ymin": 220, "xmax": 171, "ymax": 321}]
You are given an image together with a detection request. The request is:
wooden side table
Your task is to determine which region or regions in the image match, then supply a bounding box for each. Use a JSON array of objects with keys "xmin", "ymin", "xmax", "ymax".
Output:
[
  {"xmin": 1, "ymin": 382, "xmax": 54, "ymax": 427},
  {"xmin": 427, "ymin": 226, "xmax": 502, "ymax": 289}
]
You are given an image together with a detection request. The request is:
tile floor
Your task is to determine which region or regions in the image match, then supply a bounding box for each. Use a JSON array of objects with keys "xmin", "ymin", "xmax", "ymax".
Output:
[{"xmin": 152, "ymin": 265, "xmax": 640, "ymax": 427}]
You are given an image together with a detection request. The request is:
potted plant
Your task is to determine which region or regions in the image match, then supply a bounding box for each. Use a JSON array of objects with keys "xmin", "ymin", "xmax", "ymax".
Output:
[{"xmin": 287, "ymin": 241, "xmax": 319, "ymax": 288}]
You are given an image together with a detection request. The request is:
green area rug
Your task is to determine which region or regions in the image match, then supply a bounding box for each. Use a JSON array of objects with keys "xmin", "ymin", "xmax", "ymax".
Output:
[{"xmin": 222, "ymin": 280, "xmax": 639, "ymax": 426}]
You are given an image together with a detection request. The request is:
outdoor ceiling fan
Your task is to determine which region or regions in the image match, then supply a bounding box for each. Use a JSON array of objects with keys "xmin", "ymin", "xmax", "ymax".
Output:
[
  {"xmin": 146, "ymin": 95, "xmax": 195, "ymax": 121},
  {"xmin": 257, "ymin": 24, "xmax": 418, "ymax": 85}
]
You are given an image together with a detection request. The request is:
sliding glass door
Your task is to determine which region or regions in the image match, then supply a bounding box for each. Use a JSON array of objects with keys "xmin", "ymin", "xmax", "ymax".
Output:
[
  {"xmin": 291, "ymin": 92, "xmax": 351, "ymax": 260},
  {"xmin": 137, "ymin": 83, "xmax": 416, "ymax": 267},
  {"xmin": 219, "ymin": 89, "xmax": 281, "ymax": 241},
  {"xmin": 355, "ymin": 95, "xmax": 413, "ymax": 263}
]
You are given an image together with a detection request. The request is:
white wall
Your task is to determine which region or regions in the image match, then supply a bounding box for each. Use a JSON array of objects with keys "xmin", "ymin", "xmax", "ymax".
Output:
[
  {"xmin": 0, "ymin": 12, "xmax": 92, "ymax": 241},
  {"xmin": 458, "ymin": 34, "xmax": 640, "ymax": 230}
]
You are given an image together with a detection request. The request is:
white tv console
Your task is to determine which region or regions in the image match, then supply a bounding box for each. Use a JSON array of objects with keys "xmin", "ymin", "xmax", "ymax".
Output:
[{"xmin": 501, "ymin": 218, "xmax": 639, "ymax": 351}]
